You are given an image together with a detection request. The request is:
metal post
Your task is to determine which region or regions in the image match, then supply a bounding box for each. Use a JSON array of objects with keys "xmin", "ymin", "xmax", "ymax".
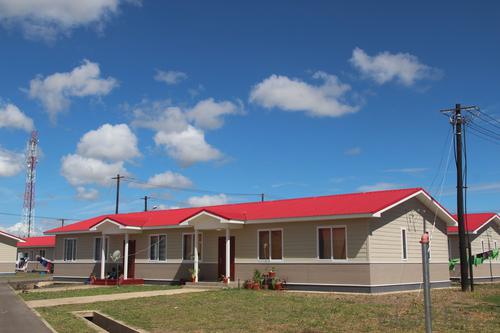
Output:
[{"xmin": 421, "ymin": 232, "xmax": 432, "ymax": 333}]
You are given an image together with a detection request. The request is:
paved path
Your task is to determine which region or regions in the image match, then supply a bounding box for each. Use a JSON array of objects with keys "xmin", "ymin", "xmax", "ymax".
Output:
[
  {"xmin": 0, "ymin": 282, "xmax": 52, "ymax": 333},
  {"xmin": 26, "ymin": 288, "xmax": 209, "ymax": 308}
]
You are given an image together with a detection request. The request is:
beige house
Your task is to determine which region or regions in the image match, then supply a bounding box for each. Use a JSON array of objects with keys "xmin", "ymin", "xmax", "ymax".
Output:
[
  {"xmin": 448, "ymin": 213, "xmax": 500, "ymax": 281},
  {"xmin": 17, "ymin": 236, "xmax": 55, "ymax": 272},
  {"xmin": 45, "ymin": 188, "xmax": 457, "ymax": 293},
  {"xmin": 0, "ymin": 230, "xmax": 24, "ymax": 275}
]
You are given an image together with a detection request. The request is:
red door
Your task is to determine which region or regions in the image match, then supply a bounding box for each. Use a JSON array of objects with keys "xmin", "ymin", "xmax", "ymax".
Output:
[
  {"xmin": 218, "ymin": 236, "xmax": 235, "ymax": 281},
  {"xmin": 123, "ymin": 240, "xmax": 136, "ymax": 279}
]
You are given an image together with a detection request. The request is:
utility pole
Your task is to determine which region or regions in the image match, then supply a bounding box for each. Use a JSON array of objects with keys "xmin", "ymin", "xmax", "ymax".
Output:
[
  {"xmin": 261, "ymin": 193, "xmax": 265, "ymax": 202},
  {"xmin": 112, "ymin": 174, "xmax": 125, "ymax": 214},
  {"xmin": 60, "ymin": 218, "xmax": 65, "ymax": 228},
  {"xmin": 441, "ymin": 103, "xmax": 478, "ymax": 291},
  {"xmin": 141, "ymin": 196, "xmax": 150, "ymax": 212}
]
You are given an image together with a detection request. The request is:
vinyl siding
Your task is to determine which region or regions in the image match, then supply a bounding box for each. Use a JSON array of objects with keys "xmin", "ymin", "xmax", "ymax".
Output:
[
  {"xmin": 0, "ymin": 235, "xmax": 17, "ymax": 263},
  {"xmin": 368, "ymin": 198, "xmax": 450, "ymax": 263}
]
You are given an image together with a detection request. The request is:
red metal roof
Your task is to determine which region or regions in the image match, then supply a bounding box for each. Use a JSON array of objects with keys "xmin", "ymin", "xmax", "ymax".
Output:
[
  {"xmin": 448, "ymin": 213, "xmax": 499, "ymax": 234},
  {"xmin": 46, "ymin": 188, "xmax": 435, "ymax": 234},
  {"xmin": 17, "ymin": 236, "xmax": 55, "ymax": 248}
]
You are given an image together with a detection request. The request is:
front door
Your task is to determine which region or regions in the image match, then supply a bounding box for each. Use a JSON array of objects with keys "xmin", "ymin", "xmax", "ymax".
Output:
[
  {"xmin": 123, "ymin": 240, "xmax": 136, "ymax": 279},
  {"xmin": 218, "ymin": 236, "xmax": 235, "ymax": 281}
]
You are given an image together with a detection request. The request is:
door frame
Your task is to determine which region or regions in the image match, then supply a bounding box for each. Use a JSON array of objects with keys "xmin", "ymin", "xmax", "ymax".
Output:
[{"xmin": 218, "ymin": 236, "xmax": 235, "ymax": 281}]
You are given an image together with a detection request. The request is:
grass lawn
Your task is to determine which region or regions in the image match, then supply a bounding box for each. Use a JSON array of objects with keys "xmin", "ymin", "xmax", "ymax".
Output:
[
  {"xmin": 36, "ymin": 284, "xmax": 500, "ymax": 333},
  {"xmin": 21, "ymin": 284, "xmax": 180, "ymax": 301},
  {"xmin": 0, "ymin": 272, "xmax": 51, "ymax": 281}
]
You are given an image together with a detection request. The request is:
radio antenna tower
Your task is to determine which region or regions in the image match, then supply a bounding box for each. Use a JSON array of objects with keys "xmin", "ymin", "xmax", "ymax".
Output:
[{"xmin": 21, "ymin": 131, "xmax": 39, "ymax": 237}]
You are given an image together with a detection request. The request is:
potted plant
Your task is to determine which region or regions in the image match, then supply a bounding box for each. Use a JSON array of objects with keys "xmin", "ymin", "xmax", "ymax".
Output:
[
  {"xmin": 221, "ymin": 275, "xmax": 229, "ymax": 284},
  {"xmin": 253, "ymin": 269, "xmax": 262, "ymax": 290},
  {"xmin": 268, "ymin": 267, "xmax": 276, "ymax": 278},
  {"xmin": 188, "ymin": 268, "xmax": 199, "ymax": 283},
  {"xmin": 245, "ymin": 279, "xmax": 253, "ymax": 289}
]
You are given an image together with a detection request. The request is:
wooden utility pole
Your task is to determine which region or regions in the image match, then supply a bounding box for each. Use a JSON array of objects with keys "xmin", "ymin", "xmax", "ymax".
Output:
[
  {"xmin": 141, "ymin": 196, "xmax": 150, "ymax": 212},
  {"xmin": 112, "ymin": 174, "xmax": 125, "ymax": 214},
  {"xmin": 441, "ymin": 104, "xmax": 478, "ymax": 291}
]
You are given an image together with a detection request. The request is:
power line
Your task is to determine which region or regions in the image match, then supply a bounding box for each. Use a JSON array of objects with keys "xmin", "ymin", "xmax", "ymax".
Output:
[
  {"xmin": 467, "ymin": 126, "xmax": 500, "ymax": 146},
  {"xmin": 0, "ymin": 211, "xmax": 77, "ymax": 221}
]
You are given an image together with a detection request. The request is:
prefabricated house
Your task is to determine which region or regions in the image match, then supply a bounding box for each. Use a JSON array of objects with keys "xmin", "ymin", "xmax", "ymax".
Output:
[
  {"xmin": 0, "ymin": 230, "xmax": 25, "ymax": 275},
  {"xmin": 45, "ymin": 188, "xmax": 457, "ymax": 293},
  {"xmin": 448, "ymin": 213, "xmax": 500, "ymax": 281},
  {"xmin": 17, "ymin": 236, "xmax": 56, "ymax": 272}
]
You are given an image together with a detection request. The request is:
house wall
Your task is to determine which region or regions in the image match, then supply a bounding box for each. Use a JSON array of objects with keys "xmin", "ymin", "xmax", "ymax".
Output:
[
  {"xmin": 0, "ymin": 235, "xmax": 18, "ymax": 274},
  {"xmin": 52, "ymin": 199, "xmax": 452, "ymax": 291},
  {"xmin": 368, "ymin": 198, "xmax": 451, "ymax": 285},
  {"xmin": 449, "ymin": 223, "xmax": 500, "ymax": 280}
]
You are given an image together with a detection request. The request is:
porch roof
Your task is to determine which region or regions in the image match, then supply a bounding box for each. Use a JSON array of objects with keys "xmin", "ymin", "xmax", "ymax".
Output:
[
  {"xmin": 45, "ymin": 187, "xmax": 456, "ymax": 234},
  {"xmin": 448, "ymin": 213, "xmax": 500, "ymax": 234},
  {"xmin": 17, "ymin": 236, "xmax": 55, "ymax": 248}
]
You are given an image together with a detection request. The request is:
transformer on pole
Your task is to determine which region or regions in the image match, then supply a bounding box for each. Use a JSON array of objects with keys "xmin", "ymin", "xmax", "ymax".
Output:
[{"xmin": 21, "ymin": 131, "xmax": 38, "ymax": 237}]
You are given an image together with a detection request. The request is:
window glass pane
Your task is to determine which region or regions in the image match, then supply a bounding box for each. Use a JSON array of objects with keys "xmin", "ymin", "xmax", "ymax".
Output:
[
  {"xmin": 259, "ymin": 231, "xmax": 270, "ymax": 259},
  {"xmin": 183, "ymin": 234, "xmax": 193, "ymax": 260},
  {"xmin": 159, "ymin": 235, "xmax": 166, "ymax": 261},
  {"xmin": 150, "ymin": 236, "xmax": 158, "ymax": 260},
  {"xmin": 40, "ymin": 250, "xmax": 45, "ymax": 258},
  {"xmin": 72, "ymin": 240, "xmax": 76, "ymax": 260},
  {"xmin": 318, "ymin": 228, "xmax": 332, "ymax": 259},
  {"xmin": 95, "ymin": 238, "xmax": 101, "ymax": 261},
  {"xmin": 402, "ymin": 229, "xmax": 407, "ymax": 259},
  {"xmin": 197, "ymin": 234, "xmax": 202, "ymax": 260},
  {"xmin": 271, "ymin": 230, "xmax": 282, "ymax": 260},
  {"xmin": 332, "ymin": 228, "xmax": 346, "ymax": 259}
]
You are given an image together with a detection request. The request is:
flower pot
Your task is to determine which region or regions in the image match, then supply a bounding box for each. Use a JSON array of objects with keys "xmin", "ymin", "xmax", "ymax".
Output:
[
  {"xmin": 268, "ymin": 271, "xmax": 276, "ymax": 278},
  {"xmin": 253, "ymin": 282, "xmax": 261, "ymax": 290},
  {"xmin": 191, "ymin": 277, "xmax": 196, "ymax": 283}
]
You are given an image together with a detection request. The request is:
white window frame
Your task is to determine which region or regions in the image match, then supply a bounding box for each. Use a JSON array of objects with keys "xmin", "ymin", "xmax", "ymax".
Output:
[
  {"xmin": 401, "ymin": 227, "xmax": 408, "ymax": 261},
  {"xmin": 257, "ymin": 228, "xmax": 284, "ymax": 262},
  {"xmin": 182, "ymin": 232, "xmax": 203, "ymax": 262},
  {"xmin": 149, "ymin": 234, "xmax": 167, "ymax": 262},
  {"xmin": 316, "ymin": 225, "xmax": 348, "ymax": 261},
  {"xmin": 63, "ymin": 238, "xmax": 77, "ymax": 262},
  {"xmin": 93, "ymin": 236, "xmax": 109, "ymax": 262}
]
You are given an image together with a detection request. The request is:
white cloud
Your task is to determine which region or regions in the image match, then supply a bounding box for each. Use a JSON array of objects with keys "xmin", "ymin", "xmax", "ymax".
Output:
[
  {"xmin": 0, "ymin": 147, "xmax": 23, "ymax": 177},
  {"xmin": 131, "ymin": 99, "xmax": 235, "ymax": 166},
  {"xmin": 28, "ymin": 59, "xmax": 118, "ymax": 121},
  {"xmin": 131, "ymin": 171, "xmax": 193, "ymax": 189},
  {"xmin": 0, "ymin": 0, "xmax": 138, "ymax": 41},
  {"xmin": 350, "ymin": 47, "xmax": 441, "ymax": 86},
  {"xmin": 344, "ymin": 147, "xmax": 361, "ymax": 156},
  {"xmin": 132, "ymin": 105, "xmax": 189, "ymax": 133},
  {"xmin": 187, "ymin": 193, "xmax": 228, "ymax": 207},
  {"xmin": 154, "ymin": 70, "xmax": 188, "ymax": 85},
  {"xmin": 357, "ymin": 182, "xmax": 403, "ymax": 192},
  {"xmin": 187, "ymin": 98, "xmax": 242, "ymax": 130},
  {"xmin": 77, "ymin": 123, "xmax": 139, "ymax": 162},
  {"xmin": 0, "ymin": 222, "xmax": 43, "ymax": 237},
  {"xmin": 76, "ymin": 186, "xmax": 99, "ymax": 201},
  {"xmin": 154, "ymin": 125, "xmax": 222, "ymax": 167},
  {"xmin": 0, "ymin": 103, "xmax": 34, "ymax": 131},
  {"xmin": 60, "ymin": 154, "xmax": 127, "ymax": 186},
  {"xmin": 249, "ymin": 72, "xmax": 359, "ymax": 117}
]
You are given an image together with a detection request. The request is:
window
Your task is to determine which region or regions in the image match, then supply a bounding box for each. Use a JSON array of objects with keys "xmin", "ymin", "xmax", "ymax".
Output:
[
  {"xmin": 495, "ymin": 240, "xmax": 498, "ymax": 249},
  {"xmin": 39, "ymin": 249, "xmax": 46, "ymax": 258},
  {"xmin": 481, "ymin": 239, "xmax": 485, "ymax": 252},
  {"xmin": 64, "ymin": 239, "xmax": 77, "ymax": 261},
  {"xmin": 401, "ymin": 228, "xmax": 408, "ymax": 260},
  {"xmin": 183, "ymin": 233, "xmax": 202, "ymax": 261},
  {"xmin": 318, "ymin": 227, "xmax": 347, "ymax": 260},
  {"xmin": 150, "ymin": 235, "xmax": 167, "ymax": 261},
  {"xmin": 94, "ymin": 237, "xmax": 109, "ymax": 261},
  {"xmin": 258, "ymin": 229, "xmax": 282, "ymax": 260}
]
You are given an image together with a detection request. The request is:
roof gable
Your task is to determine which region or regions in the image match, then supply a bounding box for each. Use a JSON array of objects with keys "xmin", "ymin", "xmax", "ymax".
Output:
[
  {"xmin": 0, "ymin": 230, "xmax": 25, "ymax": 242},
  {"xmin": 448, "ymin": 213, "xmax": 500, "ymax": 234}
]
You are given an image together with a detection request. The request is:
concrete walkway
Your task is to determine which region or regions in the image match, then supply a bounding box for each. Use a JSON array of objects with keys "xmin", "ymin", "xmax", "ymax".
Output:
[
  {"xmin": 0, "ymin": 282, "xmax": 52, "ymax": 333},
  {"xmin": 26, "ymin": 287, "xmax": 209, "ymax": 308}
]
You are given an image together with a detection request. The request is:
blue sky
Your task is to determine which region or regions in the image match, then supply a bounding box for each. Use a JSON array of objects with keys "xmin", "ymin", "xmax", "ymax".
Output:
[{"xmin": 0, "ymin": 1, "xmax": 499, "ymax": 235}]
